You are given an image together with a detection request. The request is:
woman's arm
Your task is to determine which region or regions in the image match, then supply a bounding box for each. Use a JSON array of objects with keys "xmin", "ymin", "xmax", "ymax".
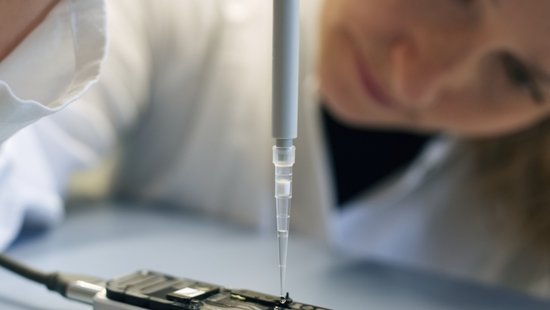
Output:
[{"xmin": 0, "ymin": 0, "xmax": 60, "ymax": 61}]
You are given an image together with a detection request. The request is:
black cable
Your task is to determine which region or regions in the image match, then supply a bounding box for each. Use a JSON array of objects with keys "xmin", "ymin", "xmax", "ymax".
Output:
[
  {"xmin": 0, "ymin": 253, "xmax": 104, "ymax": 304},
  {"xmin": 0, "ymin": 253, "xmax": 52, "ymax": 284}
]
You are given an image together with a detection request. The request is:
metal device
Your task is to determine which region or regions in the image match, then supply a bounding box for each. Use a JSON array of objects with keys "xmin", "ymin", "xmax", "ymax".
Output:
[
  {"xmin": 88, "ymin": 270, "xmax": 328, "ymax": 310},
  {"xmin": 0, "ymin": 255, "xmax": 329, "ymax": 309}
]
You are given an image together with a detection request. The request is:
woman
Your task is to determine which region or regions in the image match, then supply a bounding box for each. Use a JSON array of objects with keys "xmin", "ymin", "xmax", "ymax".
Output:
[
  {"xmin": 0, "ymin": 0, "xmax": 549, "ymax": 297},
  {"xmin": 318, "ymin": 0, "xmax": 550, "ymax": 295}
]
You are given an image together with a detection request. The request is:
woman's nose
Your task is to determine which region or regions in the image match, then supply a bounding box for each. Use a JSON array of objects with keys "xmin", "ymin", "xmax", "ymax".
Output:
[{"xmin": 389, "ymin": 28, "xmax": 477, "ymax": 108}]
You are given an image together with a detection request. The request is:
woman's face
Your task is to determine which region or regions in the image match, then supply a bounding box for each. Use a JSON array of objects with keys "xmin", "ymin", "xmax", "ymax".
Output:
[{"xmin": 319, "ymin": 0, "xmax": 550, "ymax": 137}]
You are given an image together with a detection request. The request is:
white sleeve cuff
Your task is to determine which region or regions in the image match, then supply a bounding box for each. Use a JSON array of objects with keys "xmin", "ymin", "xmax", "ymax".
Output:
[{"xmin": 0, "ymin": 0, "xmax": 107, "ymax": 143}]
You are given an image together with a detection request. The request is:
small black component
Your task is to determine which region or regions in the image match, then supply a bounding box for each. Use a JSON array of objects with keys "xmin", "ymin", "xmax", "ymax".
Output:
[
  {"xmin": 229, "ymin": 289, "xmax": 283, "ymax": 307},
  {"xmin": 279, "ymin": 292, "xmax": 293, "ymax": 306}
]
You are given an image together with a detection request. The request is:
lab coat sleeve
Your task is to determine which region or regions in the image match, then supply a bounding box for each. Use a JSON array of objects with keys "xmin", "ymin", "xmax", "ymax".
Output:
[
  {"xmin": 0, "ymin": 0, "xmax": 219, "ymax": 250},
  {"xmin": 0, "ymin": 0, "xmax": 156, "ymax": 250},
  {"xmin": 0, "ymin": 0, "xmax": 106, "ymax": 143},
  {"xmin": 0, "ymin": 0, "xmax": 107, "ymax": 250}
]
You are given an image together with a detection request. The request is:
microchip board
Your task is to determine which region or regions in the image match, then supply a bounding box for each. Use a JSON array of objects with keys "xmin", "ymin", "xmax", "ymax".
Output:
[{"xmin": 105, "ymin": 270, "xmax": 330, "ymax": 310}]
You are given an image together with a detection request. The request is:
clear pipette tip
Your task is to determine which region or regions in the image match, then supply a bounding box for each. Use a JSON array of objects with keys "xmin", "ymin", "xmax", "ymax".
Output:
[
  {"xmin": 278, "ymin": 228, "xmax": 288, "ymax": 296},
  {"xmin": 273, "ymin": 145, "xmax": 295, "ymax": 298}
]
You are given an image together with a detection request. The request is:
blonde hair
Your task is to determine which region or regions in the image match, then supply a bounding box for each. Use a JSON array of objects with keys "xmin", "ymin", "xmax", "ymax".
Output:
[{"xmin": 466, "ymin": 118, "xmax": 550, "ymax": 249}]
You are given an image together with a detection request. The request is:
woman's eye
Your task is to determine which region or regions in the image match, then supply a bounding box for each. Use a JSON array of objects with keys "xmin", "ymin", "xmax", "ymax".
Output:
[{"xmin": 501, "ymin": 53, "xmax": 544, "ymax": 104}]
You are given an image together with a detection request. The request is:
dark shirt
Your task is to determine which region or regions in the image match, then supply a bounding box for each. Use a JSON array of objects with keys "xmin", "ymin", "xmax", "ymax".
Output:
[{"xmin": 321, "ymin": 105, "xmax": 432, "ymax": 207}]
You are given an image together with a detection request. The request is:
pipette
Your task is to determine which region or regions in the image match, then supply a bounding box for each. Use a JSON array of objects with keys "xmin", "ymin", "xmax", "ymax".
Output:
[{"xmin": 272, "ymin": 0, "xmax": 300, "ymax": 299}]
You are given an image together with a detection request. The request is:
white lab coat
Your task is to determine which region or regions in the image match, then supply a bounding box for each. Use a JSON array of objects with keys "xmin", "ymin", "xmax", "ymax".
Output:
[
  {"xmin": 0, "ymin": 0, "xmax": 106, "ymax": 247},
  {"xmin": 0, "ymin": 0, "xmax": 548, "ymax": 298}
]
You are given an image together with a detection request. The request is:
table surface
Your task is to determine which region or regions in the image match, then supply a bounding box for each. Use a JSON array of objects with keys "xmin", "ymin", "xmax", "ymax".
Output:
[{"xmin": 0, "ymin": 203, "xmax": 549, "ymax": 310}]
